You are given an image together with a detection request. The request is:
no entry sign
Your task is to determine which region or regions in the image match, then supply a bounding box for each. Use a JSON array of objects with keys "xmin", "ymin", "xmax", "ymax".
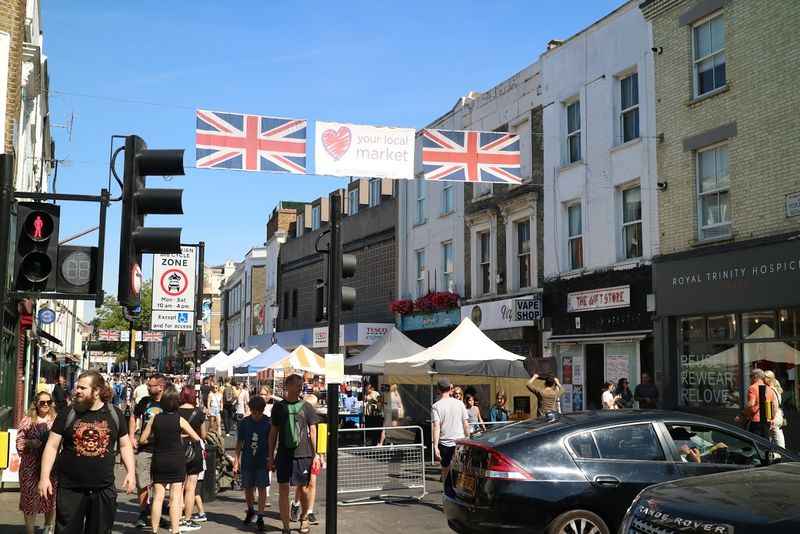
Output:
[{"xmin": 152, "ymin": 246, "xmax": 197, "ymax": 331}]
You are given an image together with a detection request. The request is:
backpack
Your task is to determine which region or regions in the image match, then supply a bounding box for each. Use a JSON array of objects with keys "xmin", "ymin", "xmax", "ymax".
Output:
[
  {"xmin": 280, "ymin": 401, "xmax": 306, "ymax": 450},
  {"xmin": 223, "ymin": 385, "xmax": 235, "ymax": 404},
  {"xmin": 64, "ymin": 404, "xmax": 122, "ymax": 453}
]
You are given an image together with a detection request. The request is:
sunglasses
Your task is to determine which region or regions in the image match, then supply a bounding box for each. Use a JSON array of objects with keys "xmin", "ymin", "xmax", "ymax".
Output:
[{"xmin": 38, "ymin": 400, "xmax": 53, "ymax": 406}]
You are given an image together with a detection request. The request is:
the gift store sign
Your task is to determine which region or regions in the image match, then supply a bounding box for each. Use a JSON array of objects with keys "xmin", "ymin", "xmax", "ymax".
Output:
[{"xmin": 567, "ymin": 285, "xmax": 630, "ymax": 313}]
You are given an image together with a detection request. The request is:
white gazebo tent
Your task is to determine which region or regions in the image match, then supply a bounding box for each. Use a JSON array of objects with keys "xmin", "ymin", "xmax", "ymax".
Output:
[
  {"xmin": 200, "ymin": 351, "xmax": 227, "ymax": 374},
  {"xmin": 215, "ymin": 347, "xmax": 252, "ymax": 377},
  {"xmin": 345, "ymin": 327, "xmax": 424, "ymax": 375}
]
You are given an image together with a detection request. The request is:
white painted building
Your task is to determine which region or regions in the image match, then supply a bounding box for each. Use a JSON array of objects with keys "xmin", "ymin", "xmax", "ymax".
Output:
[
  {"xmin": 541, "ymin": 1, "xmax": 659, "ymax": 410},
  {"xmin": 221, "ymin": 248, "xmax": 269, "ymax": 352}
]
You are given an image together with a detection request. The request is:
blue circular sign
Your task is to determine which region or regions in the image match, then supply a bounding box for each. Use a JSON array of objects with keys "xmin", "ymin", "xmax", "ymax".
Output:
[{"xmin": 38, "ymin": 308, "xmax": 56, "ymax": 325}]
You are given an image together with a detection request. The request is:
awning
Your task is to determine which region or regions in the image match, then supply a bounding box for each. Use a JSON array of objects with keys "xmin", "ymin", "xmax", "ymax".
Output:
[
  {"xmin": 37, "ymin": 328, "xmax": 62, "ymax": 346},
  {"xmin": 547, "ymin": 330, "xmax": 652, "ymax": 344}
]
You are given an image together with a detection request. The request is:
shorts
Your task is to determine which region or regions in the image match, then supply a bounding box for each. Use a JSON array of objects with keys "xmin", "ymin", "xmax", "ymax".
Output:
[
  {"xmin": 241, "ymin": 467, "xmax": 270, "ymax": 489},
  {"xmin": 135, "ymin": 450, "xmax": 153, "ymax": 490},
  {"xmin": 56, "ymin": 485, "xmax": 117, "ymax": 534},
  {"xmin": 439, "ymin": 445, "xmax": 456, "ymax": 468},
  {"xmin": 276, "ymin": 452, "xmax": 312, "ymax": 486}
]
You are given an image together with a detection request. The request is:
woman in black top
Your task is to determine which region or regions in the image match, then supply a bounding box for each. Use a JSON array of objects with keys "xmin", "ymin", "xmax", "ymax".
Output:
[
  {"xmin": 177, "ymin": 386, "xmax": 207, "ymax": 529},
  {"xmin": 140, "ymin": 385, "xmax": 200, "ymax": 534}
]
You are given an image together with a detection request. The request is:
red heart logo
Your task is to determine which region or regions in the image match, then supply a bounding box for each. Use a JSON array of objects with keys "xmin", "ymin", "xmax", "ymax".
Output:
[{"xmin": 322, "ymin": 127, "xmax": 352, "ymax": 161}]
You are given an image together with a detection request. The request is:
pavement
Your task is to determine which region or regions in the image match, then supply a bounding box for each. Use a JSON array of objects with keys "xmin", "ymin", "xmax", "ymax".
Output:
[{"xmin": 0, "ymin": 435, "xmax": 452, "ymax": 534}]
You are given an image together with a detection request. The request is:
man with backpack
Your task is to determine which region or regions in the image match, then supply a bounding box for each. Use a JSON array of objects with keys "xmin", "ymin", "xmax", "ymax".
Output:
[
  {"xmin": 38, "ymin": 370, "xmax": 136, "ymax": 533},
  {"xmin": 268, "ymin": 374, "xmax": 320, "ymax": 534},
  {"xmin": 222, "ymin": 379, "xmax": 236, "ymax": 435}
]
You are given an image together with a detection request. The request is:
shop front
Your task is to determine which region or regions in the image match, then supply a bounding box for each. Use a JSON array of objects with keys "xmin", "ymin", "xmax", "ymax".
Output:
[
  {"xmin": 653, "ymin": 235, "xmax": 800, "ymax": 442},
  {"xmin": 460, "ymin": 292, "xmax": 542, "ymax": 358},
  {"xmin": 275, "ymin": 322, "xmax": 394, "ymax": 354},
  {"xmin": 544, "ymin": 266, "xmax": 654, "ymax": 411}
]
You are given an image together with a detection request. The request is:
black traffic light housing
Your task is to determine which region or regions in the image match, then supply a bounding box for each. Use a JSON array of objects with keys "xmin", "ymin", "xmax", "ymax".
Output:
[
  {"xmin": 14, "ymin": 202, "xmax": 60, "ymax": 291},
  {"xmin": 341, "ymin": 252, "xmax": 357, "ymax": 311},
  {"xmin": 117, "ymin": 135, "xmax": 184, "ymax": 309},
  {"xmin": 57, "ymin": 245, "xmax": 99, "ymax": 295}
]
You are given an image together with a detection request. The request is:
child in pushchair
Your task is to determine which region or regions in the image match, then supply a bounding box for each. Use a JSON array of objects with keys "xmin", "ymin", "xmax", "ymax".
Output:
[{"xmin": 206, "ymin": 428, "xmax": 240, "ymax": 492}]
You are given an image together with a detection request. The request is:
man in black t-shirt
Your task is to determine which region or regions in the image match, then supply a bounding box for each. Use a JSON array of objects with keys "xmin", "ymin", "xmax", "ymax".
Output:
[
  {"xmin": 39, "ymin": 370, "xmax": 135, "ymax": 534},
  {"xmin": 128, "ymin": 374, "xmax": 165, "ymax": 528},
  {"xmin": 268, "ymin": 374, "xmax": 320, "ymax": 533}
]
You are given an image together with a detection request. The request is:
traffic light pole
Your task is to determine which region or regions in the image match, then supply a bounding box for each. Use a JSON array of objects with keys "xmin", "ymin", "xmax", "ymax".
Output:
[
  {"xmin": 194, "ymin": 241, "xmax": 205, "ymax": 392},
  {"xmin": 325, "ymin": 190, "xmax": 342, "ymax": 534}
]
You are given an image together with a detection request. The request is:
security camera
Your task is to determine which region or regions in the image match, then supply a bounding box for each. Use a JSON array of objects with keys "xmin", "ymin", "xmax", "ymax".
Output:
[{"xmin": 657, "ymin": 182, "xmax": 668, "ymax": 191}]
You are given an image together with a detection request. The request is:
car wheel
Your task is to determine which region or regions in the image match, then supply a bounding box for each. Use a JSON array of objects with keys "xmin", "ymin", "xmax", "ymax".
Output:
[{"xmin": 547, "ymin": 510, "xmax": 609, "ymax": 534}]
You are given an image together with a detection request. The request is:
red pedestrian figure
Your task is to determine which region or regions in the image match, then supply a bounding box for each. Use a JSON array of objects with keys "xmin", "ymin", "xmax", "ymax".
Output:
[{"xmin": 32, "ymin": 215, "xmax": 44, "ymax": 239}]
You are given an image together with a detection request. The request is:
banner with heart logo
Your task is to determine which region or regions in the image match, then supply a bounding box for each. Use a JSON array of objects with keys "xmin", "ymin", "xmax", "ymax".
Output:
[{"xmin": 314, "ymin": 121, "xmax": 415, "ymax": 180}]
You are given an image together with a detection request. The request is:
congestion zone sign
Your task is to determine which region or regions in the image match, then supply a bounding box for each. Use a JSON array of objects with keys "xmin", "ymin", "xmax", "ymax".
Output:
[{"xmin": 160, "ymin": 268, "xmax": 189, "ymax": 297}]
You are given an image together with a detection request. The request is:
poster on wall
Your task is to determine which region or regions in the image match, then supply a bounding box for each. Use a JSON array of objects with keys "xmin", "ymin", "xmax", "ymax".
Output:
[
  {"xmin": 572, "ymin": 355, "xmax": 584, "ymax": 385},
  {"xmin": 606, "ymin": 355, "xmax": 630, "ymax": 384},
  {"xmin": 572, "ymin": 385, "xmax": 583, "ymax": 412},
  {"xmin": 0, "ymin": 429, "xmax": 20, "ymax": 483},
  {"xmin": 561, "ymin": 384, "xmax": 573, "ymax": 413},
  {"xmin": 562, "ymin": 356, "xmax": 573, "ymax": 384}
]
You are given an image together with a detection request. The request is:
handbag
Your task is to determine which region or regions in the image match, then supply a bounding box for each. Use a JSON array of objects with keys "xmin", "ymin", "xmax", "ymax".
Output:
[{"xmin": 184, "ymin": 409, "xmax": 200, "ymax": 464}]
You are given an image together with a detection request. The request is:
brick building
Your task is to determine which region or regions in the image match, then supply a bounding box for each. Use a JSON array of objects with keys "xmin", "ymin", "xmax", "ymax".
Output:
[
  {"xmin": 276, "ymin": 179, "xmax": 395, "ymax": 353},
  {"xmin": 642, "ymin": 0, "xmax": 800, "ymax": 436}
]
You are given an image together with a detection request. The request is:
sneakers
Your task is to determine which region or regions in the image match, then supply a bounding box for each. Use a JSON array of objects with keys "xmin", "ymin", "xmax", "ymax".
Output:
[
  {"xmin": 299, "ymin": 518, "xmax": 311, "ymax": 534},
  {"xmin": 255, "ymin": 516, "xmax": 265, "ymax": 532},
  {"xmin": 179, "ymin": 519, "xmax": 202, "ymax": 532},
  {"xmin": 42, "ymin": 525, "xmax": 54, "ymax": 534},
  {"xmin": 307, "ymin": 512, "xmax": 319, "ymax": 525},
  {"xmin": 191, "ymin": 513, "xmax": 207, "ymax": 523},
  {"xmin": 290, "ymin": 501, "xmax": 301, "ymax": 522},
  {"xmin": 135, "ymin": 511, "xmax": 150, "ymax": 529},
  {"xmin": 243, "ymin": 508, "xmax": 256, "ymax": 525}
]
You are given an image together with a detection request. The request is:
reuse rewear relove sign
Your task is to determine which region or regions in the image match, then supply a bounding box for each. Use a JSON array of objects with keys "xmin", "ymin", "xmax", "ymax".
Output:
[{"xmin": 153, "ymin": 246, "xmax": 197, "ymax": 311}]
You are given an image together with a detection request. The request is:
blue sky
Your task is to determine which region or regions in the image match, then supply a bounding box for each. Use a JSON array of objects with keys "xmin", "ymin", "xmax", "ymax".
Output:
[{"xmin": 42, "ymin": 0, "xmax": 623, "ymax": 301}]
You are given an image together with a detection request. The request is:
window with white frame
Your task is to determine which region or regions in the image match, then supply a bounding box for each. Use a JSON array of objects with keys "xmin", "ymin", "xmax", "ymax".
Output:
[
  {"xmin": 296, "ymin": 214, "xmax": 304, "ymax": 237},
  {"xmin": 697, "ymin": 144, "xmax": 730, "ymax": 240},
  {"xmin": 348, "ymin": 188, "xmax": 359, "ymax": 215},
  {"xmin": 415, "ymin": 248, "xmax": 426, "ymax": 297},
  {"xmin": 620, "ymin": 72, "xmax": 639, "ymax": 143},
  {"xmin": 567, "ymin": 203, "xmax": 583, "ymax": 270},
  {"xmin": 478, "ymin": 231, "xmax": 491, "ymax": 295},
  {"xmin": 566, "ymin": 100, "xmax": 581, "ymax": 164},
  {"xmin": 441, "ymin": 182, "xmax": 454, "ymax": 214},
  {"xmin": 415, "ymin": 179, "xmax": 426, "ymax": 224},
  {"xmin": 516, "ymin": 219, "xmax": 531, "ymax": 289},
  {"xmin": 693, "ymin": 14, "xmax": 726, "ymax": 97},
  {"xmin": 311, "ymin": 205, "xmax": 321, "ymax": 230},
  {"xmin": 369, "ymin": 178, "xmax": 381, "ymax": 207},
  {"xmin": 442, "ymin": 241, "xmax": 454, "ymax": 292},
  {"xmin": 622, "ymin": 186, "xmax": 642, "ymax": 259}
]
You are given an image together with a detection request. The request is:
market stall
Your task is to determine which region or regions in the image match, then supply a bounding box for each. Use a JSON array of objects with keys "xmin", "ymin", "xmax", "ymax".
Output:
[
  {"xmin": 200, "ymin": 351, "xmax": 227, "ymax": 374},
  {"xmin": 233, "ymin": 344, "xmax": 289, "ymax": 376},
  {"xmin": 345, "ymin": 327, "xmax": 424, "ymax": 375}
]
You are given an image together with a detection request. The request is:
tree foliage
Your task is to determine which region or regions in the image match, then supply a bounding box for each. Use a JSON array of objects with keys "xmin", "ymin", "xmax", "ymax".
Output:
[{"xmin": 92, "ymin": 282, "xmax": 153, "ymax": 360}]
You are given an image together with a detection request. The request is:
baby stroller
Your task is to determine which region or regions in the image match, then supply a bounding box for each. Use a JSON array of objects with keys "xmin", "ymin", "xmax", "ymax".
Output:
[{"xmin": 205, "ymin": 428, "xmax": 239, "ymax": 493}]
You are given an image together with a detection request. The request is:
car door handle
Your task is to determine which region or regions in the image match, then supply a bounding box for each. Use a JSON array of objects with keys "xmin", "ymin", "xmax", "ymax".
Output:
[{"xmin": 593, "ymin": 475, "xmax": 621, "ymax": 487}]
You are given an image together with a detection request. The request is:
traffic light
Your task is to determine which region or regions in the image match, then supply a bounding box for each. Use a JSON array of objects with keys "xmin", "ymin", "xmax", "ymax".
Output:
[
  {"xmin": 117, "ymin": 135, "xmax": 184, "ymax": 309},
  {"xmin": 57, "ymin": 245, "xmax": 98, "ymax": 295},
  {"xmin": 341, "ymin": 252, "xmax": 356, "ymax": 311},
  {"xmin": 14, "ymin": 202, "xmax": 59, "ymax": 291}
]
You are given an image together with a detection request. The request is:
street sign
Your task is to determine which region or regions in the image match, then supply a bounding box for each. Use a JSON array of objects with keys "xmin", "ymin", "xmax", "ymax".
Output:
[
  {"xmin": 37, "ymin": 308, "xmax": 56, "ymax": 325},
  {"xmin": 151, "ymin": 310, "xmax": 194, "ymax": 331},
  {"xmin": 152, "ymin": 246, "xmax": 197, "ymax": 312},
  {"xmin": 131, "ymin": 263, "xmax": 143, "ymax": 296}
]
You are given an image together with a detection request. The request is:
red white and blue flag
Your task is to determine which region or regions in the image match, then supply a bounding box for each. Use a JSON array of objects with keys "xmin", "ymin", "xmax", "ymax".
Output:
[
  {"xmin": 195, "ymin": 109, "xmax": 307, "ymax": 174},
  {"xmin": 421, "ymin": 129, "xmax": 522, "ymax": 183}
]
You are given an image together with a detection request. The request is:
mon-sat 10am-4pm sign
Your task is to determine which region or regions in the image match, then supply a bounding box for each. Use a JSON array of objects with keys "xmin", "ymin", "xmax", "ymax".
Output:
[{"xmin": 151, "ymin": 246, "xmax": 197, "ymax": 331}]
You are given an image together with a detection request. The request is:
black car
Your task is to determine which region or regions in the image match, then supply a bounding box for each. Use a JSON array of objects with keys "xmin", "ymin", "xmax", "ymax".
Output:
[
  {"xmin": 620, "ymin": 462, "xmax": 800, "ymax": 533},
  {"xmin": 444, "ymin": 410, "xmax": 797, "ymax": 534}
]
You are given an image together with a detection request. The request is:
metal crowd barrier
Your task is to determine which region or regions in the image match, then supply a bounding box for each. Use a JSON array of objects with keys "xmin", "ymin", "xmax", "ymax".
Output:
[{"xmin": 336, "ymin": 425, "xmax": 427, "ymax": 506}]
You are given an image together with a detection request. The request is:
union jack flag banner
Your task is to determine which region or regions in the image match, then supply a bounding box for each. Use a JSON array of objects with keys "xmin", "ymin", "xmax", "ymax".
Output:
[
  {"xmin": 421, "ymin": 129, "xmax": 522, "ymax": 183},
  {"xmin": 195, "ymin": 109, "xmax": 307, "ymax": 174},
  {"xmin": 98, "ymin": 329, "xmax": 120, "ymax": 342}
]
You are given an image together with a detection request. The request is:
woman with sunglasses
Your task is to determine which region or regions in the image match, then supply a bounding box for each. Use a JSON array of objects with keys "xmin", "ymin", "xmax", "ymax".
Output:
[{"xmin": 17, "ymin": 391, "xmax": 57, "ymax": 534}]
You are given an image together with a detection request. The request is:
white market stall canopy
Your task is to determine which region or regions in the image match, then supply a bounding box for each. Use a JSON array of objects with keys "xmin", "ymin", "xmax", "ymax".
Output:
[
  {"xmin": 345, "ymin": 327, "xmax": 424, "ymax": 375},
  {"xmin": 215, "ymin": 347, "xmax": 253, "ymax": 376},
  {"xmin": 385, "ymin": 317, "xmax": 528, "ymax": 377},
  {"xmin": 234, "ymin": 344, "xmax": 290, "ymax": 375},
  {"xmin": 200, "ymin": 351, "xmax": 227, "ymax": 373},
  {"xmin": 269, "ymin": 345, "xmax": 326, "ymax": 375}
]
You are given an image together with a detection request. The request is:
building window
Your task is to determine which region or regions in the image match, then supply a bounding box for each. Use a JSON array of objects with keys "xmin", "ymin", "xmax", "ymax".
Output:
[
  {"xmin": 282, "ymin": 291, "xmax": 289, "ymax": 320},
  {"xmin": 697, "ymin": 144, "xmax": 730, "ymax": 240},
  {"xmin": 415, "ymin": 248, "xmax": 426, "ymax": 297},
  {"xmin": 693, "ymin": 14, "xmax": 726, "ymax": 97},
  {"xmin": 441, "ymin": 182, "xmax": 454, "ymax": 214},
  {"xmin": 348, "ymin": 188, "xmax": 359, "ymax": 216},
  {"xmin": 311, "ymin": 205, "xmax": 321, "ymax": 230},
  {"xmin": 474, "ymin": 183, "xmax": 492, "ymax": 198},
  {"xmin": 566, "ymin": 100, "xmax": 581, "ymax": 163},
  {"xmin": 369, "ymin": 178, "xmax": 381, "ymax": 207},
  {"xmin": 415, "ymin": 179, "xmax": 426, "ymax": 225},
  {"xmin": 291, "ymin": 289, "xmax": 298, "ymax": 318},
  {"xmin": 296, "ymin": 214, "xmax": 304, "ymax": 237},
  {"xmin": 478, "ymin": 231, "xmax": 491, "ymax": 295},
  {"xmin": 620, "ymin": 73, "xmax": 639, "ymax": 143},
  {"xmin": 567, "ymin": 203, "xmax": 583, "ymax": 270},
  {"xmin": 442, "ymin": 241, "xmax": 454, "ymax": 292},
  {"xmin": 516, "ymin": 220, "xmax": 531, "ymax": 289},
  {"xmin": 622, "ymin": 186, "xmax": 642, "ymax": 259}
]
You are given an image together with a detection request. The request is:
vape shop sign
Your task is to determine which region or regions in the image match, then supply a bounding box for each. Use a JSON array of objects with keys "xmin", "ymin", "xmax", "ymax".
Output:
[
  {"xmin": 461, "ymin": 294, "xmax": 542, "ymax": 331},
  {"xmin": 567, "ymin": 285, "xmax": 630, "ymax": 313}
]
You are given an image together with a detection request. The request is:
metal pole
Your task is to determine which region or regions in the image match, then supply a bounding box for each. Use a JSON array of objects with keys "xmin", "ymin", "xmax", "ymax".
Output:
[
  {"xmin": 325, "ymin": 191, "xmax": 342, "ymax": 534},
  {"xmin": 195, "ymin": 242, "xmax": 205, "ymax": 393},
  {"xmin": 0, "ymin": 155, "xmax": 14, "ymax": 368}
]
